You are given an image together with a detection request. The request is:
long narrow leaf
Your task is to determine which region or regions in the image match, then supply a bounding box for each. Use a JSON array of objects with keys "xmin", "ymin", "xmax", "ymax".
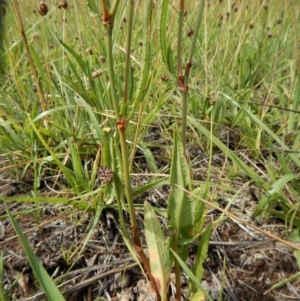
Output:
[
  {"xmin": 187, "ymin": 116, "xmax": 269, "ymax": 190},
  {"xmin": 86, "ymin": 0, "xmax": 100, "ymax": 17},
  {"xmin": 159, "ymin": 0, "xmax": 175, "ymax": 74},
  {"xmin": 144, "ymin": 201, "xmax": 171, "ymax": 300},
  {"xmin": 4, "ymin": 202, "xmax": 65, "ymax": 301},
  {"xmin": 168, "ymin": 133, "xmax": 193, "ymax": 229},
  {"xmin": 252, "ymin": 174, "xmax": 297, "ymax": 218},
  {"xmin": 170, "ymin": 249, "xmax": 214, "ymax": 301}
]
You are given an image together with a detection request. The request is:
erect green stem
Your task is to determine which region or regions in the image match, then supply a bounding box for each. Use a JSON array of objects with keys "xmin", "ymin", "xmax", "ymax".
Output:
[
  {"xmin": 177, "ymin": 0, "xmax": 187, "ymax": 151},
  {"xmin": 123, "ymin": 0, "xmax": 134, "ymax": 104},
  {"xmin": 177, "ymin": 0, "xmax": 184, "ymax": 78},
  {"xmin": 183, "ymin": 1, "xmax": 205, "ymax": 147},
  {"xmin": 174, "ymin": 230, "xmax": 181, "ymax": 301},
  {"xmin": 102, "ymin": 2, "xmax": 160, "ymax": 298},
  {"xmin": 110, "ymin": 0, "xmax": 121, "ymax": 20},
  {"xmin": 118, "ymin": 127, "xmax": 158, "ymax": 297},
  {"xmin": 177, "ymin": 1, "xmax": 206, "ymax": 300},
  {"xmin": 186, "ymin": 0, "xmax": 205, "ymax": 67},
  {"xmin": 105, "ymin": 24, "xmax": 120, "ymax": 121},
  {"xmin": 103, "ymin": 0, "xmax": 136, "ymax": 238},
  {"xmin": 176, "ymin": 2, "xmax": 186, "ymax": 298},
  {"xmin": 118, "ymin": 122, "xmax": 137, "ymax": 228},
  {"xmin": 0, "ymin": 0, "xmax": 6, "ymax": 75},
  {"xmin": 180, "ymin": 0, "xmax": 205, "ymax": 150},
  {"xmin": 12, "ymin": 0, "xmax": 46, "ymax": 112}
]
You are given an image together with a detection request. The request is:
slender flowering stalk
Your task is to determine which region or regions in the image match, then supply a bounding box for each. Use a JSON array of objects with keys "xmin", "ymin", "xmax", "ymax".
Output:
[{"xmin": 100, "ymin": 0, "xmax": 160, "ymax": 298}]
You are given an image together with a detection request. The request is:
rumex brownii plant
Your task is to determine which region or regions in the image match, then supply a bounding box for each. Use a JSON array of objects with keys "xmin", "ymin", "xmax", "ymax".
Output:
[
  {"xmin": 2, "ymin": 0, "xmax": 300, "ymax": 300},
  {"xmin": 99, "ymin": 0, "xmax": 161, "ymax": 297}
]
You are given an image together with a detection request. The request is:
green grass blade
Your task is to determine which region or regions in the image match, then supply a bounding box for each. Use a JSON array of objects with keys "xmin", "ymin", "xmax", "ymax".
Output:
[
  {"xmin": 288, "ymin": 71, "xmax": 300, "ymax": 132},
  {"xmin": 58, "ymin": 39, "xmax": 88, "ymax": 75},
  {"xmin": 133, "ymin": 177, "xmax": 169, "ymax": 199},
  {"xmin": 27, "ymin": 115, "xmax": 80, "ymax": 194},
  {"xmin": 86, "ymin": 0, "xmax": 100, "ymax": 17},
  {"xmin": 159, "ymin": 0, "xmax": 175, "ymax": 74},
  {"xmin": 252, "ymin": 174, "xmax": 298, "ymax": 218},
  {"xmin": 102, "ymin": 128, "xmax": 121, "ymax": 202},
  {"xmin": 1, "ymin": 195, "xmax": 90, "ymax": 211},
  {"xmin": 187, "ymin": 116, "xmax": 269, "ymax": 190},
  {"xmin": 170, "ymin": 249, "xmax": 214, "ymax": 301},
  {"xmin": 225, "ymin": 95, "xmax": 300, "ymax": 167},
  {"xmin": 4, "ymin": 202, "xmax": 66, "ymax": 301},
  {"xmin": 73, "ymin": 196, "xmax": 104, "ymax": 266},
  {"xmin": 130, "ymin": 0, "xmax": 153, "ymax": 115},
  {"xmin": 138, "ymin": 141, "xmax": 158, "ymax": 173},
  {"xmin": 29, "ymin": 44, "xmax": 51, "ymax": 93},
  {"xmin": 189, "ymin": 225, "xmax": 213, "ymax": 294},
  {"xmin": 264, "ymin": 271, "xmax": 300, "ymax": 295}
]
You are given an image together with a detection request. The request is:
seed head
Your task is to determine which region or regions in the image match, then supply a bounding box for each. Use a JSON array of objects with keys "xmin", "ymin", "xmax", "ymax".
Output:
[
  {"xmin": 98, "ymin": 56, "xmax": 106, "ymax": 63},
  {"xmin": 38, "ymin": 2, "xmax": 48, "ymax": 17},
  {"xmin": 58, "ymin": 0, "xmax": 68, "ymax": 9},
  {"xmin": 217, "ymin": 12, "xmax": 223, "ymax": 22},
  {"xmin": 161, "ymin": 75, "xmax": 169, "ymax": 82},
  {"xmin": 187, "ymin": 28, "xmax": 194, "ymax": 37},
  {"xmin": 85, "ymin": 47, "xmax": 93, "ymax": 55},
  {"xmin": 92, "ymin": 69, "xmax": 103, "ymax": 79}
]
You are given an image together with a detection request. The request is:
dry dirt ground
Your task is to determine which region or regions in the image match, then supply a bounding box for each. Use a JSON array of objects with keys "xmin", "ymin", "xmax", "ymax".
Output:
[{"xmin": 1, "ymin": 143, "xmax": 300, "ymax": 301}]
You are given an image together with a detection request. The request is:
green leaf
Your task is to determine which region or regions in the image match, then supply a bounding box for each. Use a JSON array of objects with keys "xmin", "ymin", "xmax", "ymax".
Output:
[
  {"xmin": 27, "ymin": 115, "xmax": 80, "ymax": 195},
  {"xmin": 187, "ymin": 116, "xmax": 269, "ymax": 190},
  {"xmin": 86, "ymin": 0, "xmax": 100, "ymax": 17},
  {"xmin": 73, "ymin": 197, "xmax": 104, "ymax": 266},
  {"xmin": 1, "ymin": 196, "xmax": 91, "ymax": 212},
  {"xmin": 144, "ymin": 201, "xmax": 171, "ymax": 300},
  {"xmin": 190, "ymin": 290, "xmax": 207, "ymax": 301},
  {"xmin": 252, "ymin": 174, "xmax": 297, "ymax": 218},
  {"xmin": 225, "ymin": 95, "xmax": 300, "ymax": 167},
  {"xmin": 130, "ymin": 0, "xmax": 153, "ymax": 116},
  {"xmin": 190, "ymin": 225, "xmax": 213, "ymax": 293},
  {"xmin": 168, "ymin": 132, "xmax": 193, "ymax": 229},
  {"xmin": 290, "ymin": 229, "xmax": 300, "ymax": 268},
  {"xmin": 57, "ymin": 39, "xmax": 88, "ymax": 75},
  {"xmin": 159, "ymin": 0, "xmax": 175, "ymax": 74},
  {"xmin": 288, "ymin": 71, "xmax": 300, "ymax": 132},
  {"xmin": 4, "ymin": 203, "xmax": 66, "ymax": 301},
  {"xmin": 138, "ymin": 141, "xmax": 158, "ymax": 173},
  {"xmin": 170, "ymin": 249, "xmax": 214, "ymax": 301},
  {"xmin": 102, "ymin": 128, "xmax": 120, "ymax": 201},
  {"xmin": 133, "ymin": 177, "xmax": 169, "ymax": 200}
]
